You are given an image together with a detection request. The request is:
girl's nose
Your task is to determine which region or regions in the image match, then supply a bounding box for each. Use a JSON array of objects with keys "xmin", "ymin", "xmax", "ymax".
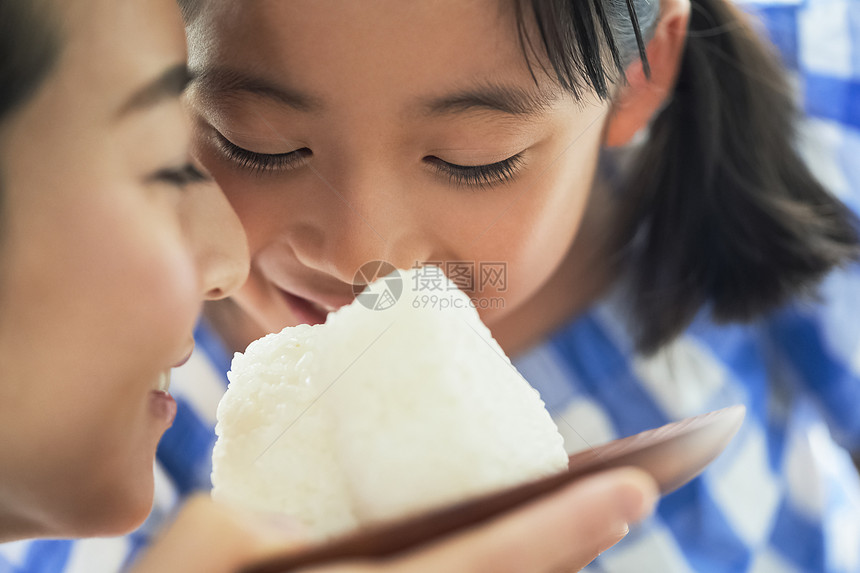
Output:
[
  {"xmin": 288, "ymin": 177, "xmax": 433, "ymax": 286},
  {"xmin": 185, "ymin": 179, "xmax": 251, "ymax": 300}
]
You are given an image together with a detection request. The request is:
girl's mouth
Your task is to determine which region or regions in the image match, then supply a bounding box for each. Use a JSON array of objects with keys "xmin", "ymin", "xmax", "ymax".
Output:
[{"xmin": 280, "ymin": 289, "xmax": 332, "ymax": 326}]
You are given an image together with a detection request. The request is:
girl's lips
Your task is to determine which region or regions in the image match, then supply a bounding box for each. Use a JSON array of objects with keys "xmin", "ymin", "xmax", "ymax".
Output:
[{"xmin": 280, "ymin": 289, "xmax": 330, "ymax": 325}]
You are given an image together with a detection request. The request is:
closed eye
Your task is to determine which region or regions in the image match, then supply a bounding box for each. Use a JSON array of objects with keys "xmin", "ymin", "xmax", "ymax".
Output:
[
  {"xmin": 425, "ymin": 153, "xmax": 525, "ymax": 189},
  {"xmin": 214, "ymin": 131, "xmax": 312, "ymax": 174},
  {"xmin": 149, "ymin": 163, "xmax": 210, "ymax": 188}
]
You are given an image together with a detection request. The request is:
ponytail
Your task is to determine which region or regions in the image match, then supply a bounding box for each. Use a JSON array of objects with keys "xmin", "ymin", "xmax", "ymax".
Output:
[{"xmin": 619, "ymin": 0, "xmax": 860, "ymax": 352}]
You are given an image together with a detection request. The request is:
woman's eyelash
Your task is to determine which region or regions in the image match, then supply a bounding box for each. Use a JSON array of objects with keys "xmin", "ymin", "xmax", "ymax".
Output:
[
  {"xmin": 152, "ymin": 163, "xmax": 210, "ymax": 188},
  {"xmin": 214, "ymin": 132, "xmax": 311, "ymax": 174},
  {"xmin": 428, "ymin": 154, "xmax": 525, "ymax": 189}
]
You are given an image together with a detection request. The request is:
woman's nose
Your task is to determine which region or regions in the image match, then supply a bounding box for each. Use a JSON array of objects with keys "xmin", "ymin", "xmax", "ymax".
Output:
[{"xmin": 185, "ymin": 180, "xmax": 251, "ymax": 300}]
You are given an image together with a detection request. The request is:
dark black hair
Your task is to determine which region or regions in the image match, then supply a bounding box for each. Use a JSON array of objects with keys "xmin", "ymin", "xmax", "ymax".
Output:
[
  {"xmin": 517, "ymin": 0, "xmax": 860, "ymax": 353},
  {"xmin": 177, "ymin": 0, "xmax": 202, "ymax": 23},
  {"xmin": 0, "ymin": 0, "xmax": 63, "ymax": 249},
  {"xmin": 0, "ymin": 0, "xmax": 62, "ymax": 126}
]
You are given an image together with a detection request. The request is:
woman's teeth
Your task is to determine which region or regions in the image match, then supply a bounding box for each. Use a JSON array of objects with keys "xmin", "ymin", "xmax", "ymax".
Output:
[{"xmin": 157, "ymin": 370, "xmax": 171, "ymax": 393}]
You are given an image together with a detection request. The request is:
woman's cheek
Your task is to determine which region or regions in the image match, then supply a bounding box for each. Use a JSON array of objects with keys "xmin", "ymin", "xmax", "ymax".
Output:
[{"xmin": 148, "ymin": 241, "xmax": 201, "ymax": 346}]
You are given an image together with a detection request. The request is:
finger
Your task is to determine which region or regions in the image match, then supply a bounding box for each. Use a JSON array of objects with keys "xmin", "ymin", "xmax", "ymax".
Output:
[{"xmin": 368, "ymin": 467, "xmax": 658, "ymax": 573}]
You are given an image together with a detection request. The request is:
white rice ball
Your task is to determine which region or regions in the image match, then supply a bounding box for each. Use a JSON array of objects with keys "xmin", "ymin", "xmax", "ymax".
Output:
[{"xmin": 211, "ymin": 267, "xmax": 567, "ymax": 539}]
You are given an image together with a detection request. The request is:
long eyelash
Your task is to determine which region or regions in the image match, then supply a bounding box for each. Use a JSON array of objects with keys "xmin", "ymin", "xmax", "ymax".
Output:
[
  {"xmin": 152, "ymin": 163, "xmax": 210, "ymax": 188},
  {"xmin": 214, "ymin": 132, "xmax": 310, "ymax": 174},
  {"xmin": 431, "ymin": 154, "xmax": 525, "ymax": 189}
]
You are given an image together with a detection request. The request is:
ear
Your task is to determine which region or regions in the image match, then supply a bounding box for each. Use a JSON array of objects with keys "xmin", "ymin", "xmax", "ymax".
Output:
[{"xmin": 604, "ymin": 0, "xmax": 691, "ymax": 146}]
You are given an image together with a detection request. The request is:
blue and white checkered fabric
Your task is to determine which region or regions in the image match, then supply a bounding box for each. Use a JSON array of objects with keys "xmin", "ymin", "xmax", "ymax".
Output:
[
  {"xmin": 743, "ymin": 0, "xmax": 860, "ymax": 216},
  {"xmin": 1, "ymin": 1, "xmax": 858, "ymax": 571},
  {"xmin": 515, "ymin": 269, "xmax": 860, "ymax": 572}
]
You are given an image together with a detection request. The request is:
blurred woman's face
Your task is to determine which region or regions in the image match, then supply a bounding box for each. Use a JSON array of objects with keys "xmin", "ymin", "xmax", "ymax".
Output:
[
  {"xmin": 0, "ymin": 0, "xmax": 248, "ymax": 539},
  {"xmin": 185, "ymin": 0, "xmax": 613, "ymax": 343}
]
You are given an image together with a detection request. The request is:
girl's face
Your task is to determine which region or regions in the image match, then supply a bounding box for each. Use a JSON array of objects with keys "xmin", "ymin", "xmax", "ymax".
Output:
[
  {"xmin": 0, "ymin": 0, "xmax": 248, "ymax": 537},
  {"xmin": 187, "ymin": 0, "xmax": 613, "ymax": 339}
]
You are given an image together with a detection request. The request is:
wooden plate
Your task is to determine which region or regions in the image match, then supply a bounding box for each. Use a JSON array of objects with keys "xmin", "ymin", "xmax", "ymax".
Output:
[{"xmin": 244, "ymin": 405, "xmax": 746, "ymax": 573}]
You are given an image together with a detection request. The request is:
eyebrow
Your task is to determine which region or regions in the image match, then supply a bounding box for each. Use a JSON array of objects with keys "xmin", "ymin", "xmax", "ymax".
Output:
[
  {"xmin": 116, "ymin": 64, "xmax": 194, "ymax": 119},
  {"xmin": 421, "ymin": 82, "xmax": 559, "ymax": 118},
  {"xmin": 192, "ymin": 66, "xmax": 322, "ymax": 113},
  {"xmin": 191, "ymin": 67, "xmax": 554, "ymax": 119}
]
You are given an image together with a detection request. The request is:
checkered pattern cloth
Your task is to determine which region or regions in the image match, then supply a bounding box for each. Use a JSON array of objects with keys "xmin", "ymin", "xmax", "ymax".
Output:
[
  {"xmin": 2, "ymin": 1, "xmax": 858, "ymax": 571},
  {"xmin": 745, "ymin": 0, "xmax": 860, "ymax": 214},
  {"xmin": 516, "ymin": 272, "xmax": 860, "ymax": 572}
]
